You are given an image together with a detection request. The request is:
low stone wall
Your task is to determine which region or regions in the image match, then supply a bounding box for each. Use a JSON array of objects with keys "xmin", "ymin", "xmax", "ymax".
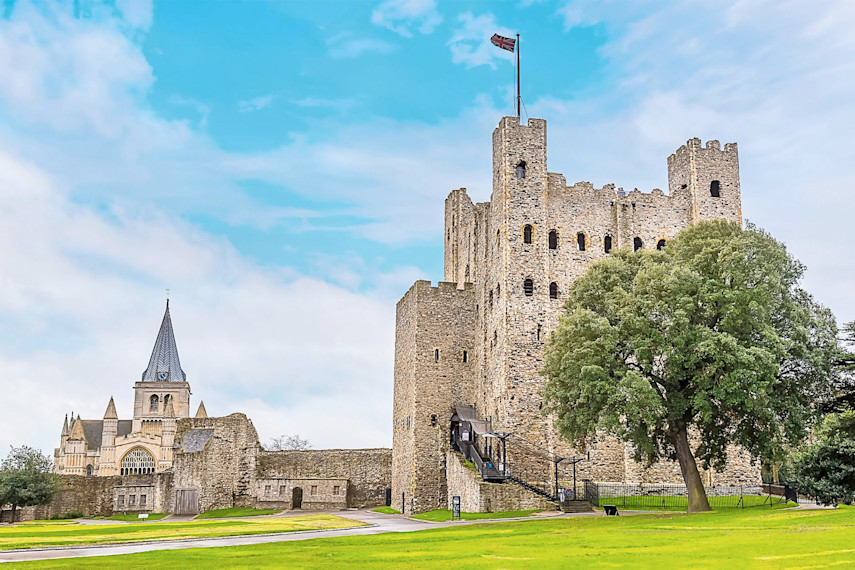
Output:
[
  {"xmin": 445, "ymin": 451, "xmax": 554, "ymax": 513},
  {"xmin": 0, "ymin": 472, "xmax": 172, "ymax": 522},
  {"xmin": 255, "ymin": 477, "xmax": 349, "ymax": 511},
  {"xmin": 257, "ymin": 449, "xmax": 391, "ymax": 508}
]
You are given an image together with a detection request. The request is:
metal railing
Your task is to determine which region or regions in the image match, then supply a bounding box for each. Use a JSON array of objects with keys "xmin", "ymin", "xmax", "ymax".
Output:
[{"xmin": 585, "ymin": 483, "xmax": 791, "ymax": 509}]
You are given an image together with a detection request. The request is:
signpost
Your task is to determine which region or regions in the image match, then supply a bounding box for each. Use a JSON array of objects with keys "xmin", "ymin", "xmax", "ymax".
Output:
[
  {"xmin": 138, "ymin": 513, "xmax": 149, "ymax": 520},
  {"xmin": 452, "ymin": 496, "xmax": 461, "ymax": 520}
]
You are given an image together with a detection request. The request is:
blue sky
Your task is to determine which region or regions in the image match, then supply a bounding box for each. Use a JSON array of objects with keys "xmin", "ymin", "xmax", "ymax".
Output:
[{"xmin": 1, "ymin": 0, "xmax": 854, "ymax": 455}]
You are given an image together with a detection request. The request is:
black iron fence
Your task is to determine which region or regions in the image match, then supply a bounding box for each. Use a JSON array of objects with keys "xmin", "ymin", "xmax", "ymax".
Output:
[{"xmin": 582, "ymin": 482, "xmax": 793, "ymax": 510}]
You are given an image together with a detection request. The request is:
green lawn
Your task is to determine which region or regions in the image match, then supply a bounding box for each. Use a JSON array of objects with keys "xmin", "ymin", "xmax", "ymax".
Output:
[
  {"xmin": 105, "ymin": 513, "xmax": 168, "ymax": 522},
  {"xmin": 0, "ymin": 514, "xmax": 364, "ymax": 550},
  {"xmin": 370, "ymin": 507, "xmax": 400, "ymax": 514},
  {"xmin": 195, "ymin": 507, "xmax": 278, "ymax": 519},
  {"xmin": 412, "ymin": 509, "xmax": 540, "ymax": 522},
  {"xmin": 11, "ymin": 506, "xmax": 855, "ymax": 568},
  {"xmin": 599, "ymin": 494, "xmax": 797, "ymax": 511}
]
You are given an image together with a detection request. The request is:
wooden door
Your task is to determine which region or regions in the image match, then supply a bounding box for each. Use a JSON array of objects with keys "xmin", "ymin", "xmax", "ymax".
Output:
[{"xmin": 175, "ymin": 489, "xmax": 199, "ymax": 515}]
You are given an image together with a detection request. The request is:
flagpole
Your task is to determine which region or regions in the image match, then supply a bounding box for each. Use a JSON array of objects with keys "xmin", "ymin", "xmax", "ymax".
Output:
[{"xmin": 516, "ymin": 33, "xmax": 521, "ymax": 118}]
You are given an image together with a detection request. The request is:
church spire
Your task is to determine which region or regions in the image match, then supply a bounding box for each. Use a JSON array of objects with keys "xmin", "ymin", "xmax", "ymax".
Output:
[
  {"xmin": 104, "ymin": 397, "xmax": 118, "ymax": 419},
  {"xmin": 195, "ymin": 401, "xmax": 208, "ymax": 418},
  {"xmin": 61, "ymin": 414, "xmax": 69, "ymax": 437},
  {"xmin": 141, "ymin": 300, "xmax": 186, "ymax": 383}
]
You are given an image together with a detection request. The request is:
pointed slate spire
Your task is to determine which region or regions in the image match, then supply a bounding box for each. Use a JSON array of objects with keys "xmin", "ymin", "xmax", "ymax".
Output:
[
  {"xmin": 141, "ymin": 300, "xmax": 187, "ymax": 382},
  {"xmin": 104, "ymin": 397, "xmax": 118, "ymax": 419},
  {"xmin": 61, "ymin": 415, "xmax": 69, "ymax": 436},
  {"xmin": 195, "ymin": 401, "xmax": 208, "ymax": 419}
]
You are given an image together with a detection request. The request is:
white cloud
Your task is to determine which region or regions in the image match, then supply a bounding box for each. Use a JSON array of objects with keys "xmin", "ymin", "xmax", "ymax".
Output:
[
  {"xmin": 170, "ymin": 95, "xmax": 211, "ymax": 126},
  {"xmin": 327, "ymin": 32, "xmax": 396, "ymax": 58},
  {"xmin": 114, "ymin": 0, "xmax": 153, "ymax": 32},
  {"xmin": 238, "ymin": 94, "xmax": 274, "ymax": 113},
  {"xmin": 371, "ymin": 0, "xmax": 442, "ymax": 37},
  {"xmin": 447, "ymin": 12, "xmax": 515, "ymax": 69}
]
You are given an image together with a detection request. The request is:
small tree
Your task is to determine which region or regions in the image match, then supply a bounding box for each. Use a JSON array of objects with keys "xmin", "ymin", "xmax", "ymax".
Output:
[
  {"xmin": 542, "ymin": 221, "xmax": 838, "ymax": 512},
  {"xmin": 790, "ymin": 411, "xmax": 855, "ymax": 505},
  {"xmin": 0, "ymin": 446, "xmax": 59, "ymax": 523},
  {"xmin": 265, "ymin": 434, "xmax": 311, "ymax": 451}
]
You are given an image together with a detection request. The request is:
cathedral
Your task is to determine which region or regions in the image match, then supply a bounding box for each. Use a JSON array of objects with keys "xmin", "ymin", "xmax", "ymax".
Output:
[{"xmin": 54, "ymin": 301, "xmax": 208, "ymax": 476}]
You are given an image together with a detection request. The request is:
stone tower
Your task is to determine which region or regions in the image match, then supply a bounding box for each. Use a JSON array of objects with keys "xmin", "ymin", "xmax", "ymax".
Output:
[{"xmin": 392, "ymin": 116, "xmax": 758, "ymax": 515}]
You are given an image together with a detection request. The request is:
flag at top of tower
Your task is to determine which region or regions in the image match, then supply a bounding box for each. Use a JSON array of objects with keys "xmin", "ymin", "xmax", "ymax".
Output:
[{"xmin": 491, "ymin": 33, "xmax": 516, "ymax": 52}]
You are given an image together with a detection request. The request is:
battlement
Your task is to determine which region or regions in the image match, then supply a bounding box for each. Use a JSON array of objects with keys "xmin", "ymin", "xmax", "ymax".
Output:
[
  {"xmin": 668, "ymin": 138, "xmax": 738, "ymax": 165},
  {"xmin": 495, "ymin": 116, "xmax": 547, "ymax": 132}
]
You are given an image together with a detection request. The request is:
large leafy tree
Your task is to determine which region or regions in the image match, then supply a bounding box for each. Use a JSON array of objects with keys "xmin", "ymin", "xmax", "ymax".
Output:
[
  {"xmin": 0, "ymin": 446, "xmax": 59, "ymax": 522},
  {"xmin": 789, "ymin": 411, "xmax": 855, "ymax": 505},
  {"xmin": 542, "ymin": 221, "xmax": 837, "ymax": 512}
]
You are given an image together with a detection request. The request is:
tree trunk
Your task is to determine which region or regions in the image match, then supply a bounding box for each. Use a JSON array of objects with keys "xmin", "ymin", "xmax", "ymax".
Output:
[
  {"xmin": 11, "ymin": 504, "xmax": 17, "ymax": 523},
  {"xmin": 668, "ymin": 422, "xmax": 711, "ymax": 513}
]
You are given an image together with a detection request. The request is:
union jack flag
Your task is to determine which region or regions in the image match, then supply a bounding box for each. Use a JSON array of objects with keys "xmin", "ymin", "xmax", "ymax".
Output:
[{"xmin": 491, "ymin": 33, "xmax": 515, "ymax": 52}]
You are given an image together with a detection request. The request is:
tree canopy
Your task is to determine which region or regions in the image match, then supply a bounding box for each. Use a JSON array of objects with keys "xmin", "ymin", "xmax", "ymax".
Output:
[
  {"xmin": 790, "ymin": 411, "xmax": 855, "ymax": 505},
  {"xmin": 0, "ymin": 446, "xmax": 59, "ymax": 522},
  {"xmin": 541, "ymin": 220, "xmax": 838, "ymax": 511}
]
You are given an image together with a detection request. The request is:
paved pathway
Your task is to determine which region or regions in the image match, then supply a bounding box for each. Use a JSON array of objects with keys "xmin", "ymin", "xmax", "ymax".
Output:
[{"xmin": 0, "ymin": 508, "xmax": 646, "ymax": 564}]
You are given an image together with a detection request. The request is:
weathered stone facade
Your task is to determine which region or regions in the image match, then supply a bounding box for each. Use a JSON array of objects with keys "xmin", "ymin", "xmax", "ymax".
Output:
[{"xmin": 393, "ymin": 116, "xmax": 759, "ymax": 514}]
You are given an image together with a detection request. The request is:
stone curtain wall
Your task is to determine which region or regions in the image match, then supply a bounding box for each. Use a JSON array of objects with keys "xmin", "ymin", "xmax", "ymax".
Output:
[
  {"xmin": 0, "ymin": 472, "xmax": 172, "ymax": 521},
  {"xmin": 256, "ymin": 477, "xmax": 349, "ymax": 511},
  {"xmin": 172, "ymin": 414, "xmax": 260, "ymax": 514},
  {"xmin": 257, "ymin": 449, "xmax": 391, "ymax": 508}
]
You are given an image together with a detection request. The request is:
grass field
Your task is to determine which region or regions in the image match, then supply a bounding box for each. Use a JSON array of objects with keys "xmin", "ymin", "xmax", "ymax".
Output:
[
  {"xmin": 370, "ymin": 507, "xmax": 400, "ymax": 514},
  {"xmin": 104, "ymin": 513, "xmax": 168, "ymax": 522},
  {"xmin": 599, "ymin": 495, "xmax": 798, "ymax": 511},
  {"xmin": 11, "ymin": 507, "xmax": 854, "ymax": 568},
  {"xmin": 195, "ymin": 507, "xmax": 278, "ymax": 519},
  {"xmin": 0, "ymin": 514, "xmax": 364, "ymax": 550},
  {"xmin": 412, "ymin": 509, "xmax": 540, "ymax": 522}
]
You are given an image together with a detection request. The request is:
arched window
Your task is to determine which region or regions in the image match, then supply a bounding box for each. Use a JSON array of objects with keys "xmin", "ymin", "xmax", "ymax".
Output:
[
  {"xmin": 523, "ymin": 225, "xmax": 533, "ymax": 244},
  {"xmin": 604, "ymin": 236, "xmax": 612, "ymax": 253},
  {"xmin": 577, "ymin": 233, "xmax": 586, "ymax": 251},
  {"xmin": 657, "ymin": 239, "xmax": 666, "ymax": 250},
  {"xmin": 164, "ymin": 394, "xmax": 172, "ymax": 407},
  {"xmin": 710, "ymin": 180, "xmax": 720, "ymax": 197},
  {"xmin": 149, "ymin": 394, "xmax": 159, "ymax": 413},
  {"xmin": 515, "ymin": 161, "xmax": 526, "ymax": 179},
  {"xmin": 634, "ymin": 237, "xmax": 643, "ymax": 251},
  {"xmin": 549, "ymin": 282, "xmax": 559, "ymax": 299},
  {"xmin": 548, "ymin": 230, "xmax": 558, "ymax": 250},
  {"xmin": 121, "ymin": 448, "xmax": 156, "ymax": 476},
  {"xmin": 523, "ymin": 279, "xmax": 534, "ymax": 296},
  {"xmin": 86, "ymin": 465, "xmax": 93, "ymax": 476},
  {"xmin": 434, "ymin": 349, "xmax": 440, "ymax": 362}
]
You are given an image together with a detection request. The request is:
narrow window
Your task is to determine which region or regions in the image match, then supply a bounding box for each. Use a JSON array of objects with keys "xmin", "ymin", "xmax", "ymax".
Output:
[
  {"xmin": 577, "ymin": 233, "xmax": 586, "ymax": 251},
  {"xmin": 280, "ymin": 485, "xmax": 287, "ymax": 496},
  {"xmin": 496, "ymin": 284, "xmax": 500, "ymax": 296},
  {"xmin": 537, "ymin": 324, "xmax": 542, "ymax": 341},
  {"xmin": 462, "ymin": 350, "xmax": 468, "ymax": 363},
  {"xmin": 549, "ymin": 282, "xmax": 558, "ymax": 299},
  {"xmin": 129, "ymin": 495, "xmax": 136, "ymax": 506},
  {"xmin": 434, "ymin": 349, "xmax": 440, "ymax": 362},
  {"xmin": 494, "ymin": 331, "xmax": 498, "ymax": 344},
  {"xmin": 140, "ymin": 494, "xmax": 147, "ymax": 506},
  {"xmin": 164, "ymin": 394, "xmax": 172, "ymax": 407},
  {"xmin": 149, "ymin": 394, "xmax": 159, "ymax": 413},
  {"xmin": 311, "ymin": 485, "xmax": 318, "ymax": 496},
  {"xmin": 489, "ymin": 289, "xmax": 493, "ymax": 308},
  {"xmin": 523, "ymin": 279, "xmax": 533, "ymax": 296},
  {"xmin": 548, "ymin": 230, "xmax": 558, "ymax": 250},
  {"xmin": 523, "ymin": 225, "xmax": 533, "ymax": 244},
  {"xmin": 333, "ymin": 485, "xmax": 340, "ymax": 496},
  {"xmin": 86, "ymin": 465, "xmax": 93, "ymax": 476},
  {"xmin": 634, "ymin": 237, "xmax": 643, "ymax": 251},
  {"xmin": 265, "ymin": 485, "xmax": 271, "ymax": 495},
  {"xmin": 710, "ymin": 180, "xmax": 721, "ymax": 197},
  {"xmin": 515, "ymin": 161, "xmax": 526, "ymax": 179},
  {"xmin": 118, "ymin": 495, "xmax": 125, "ymax": 506},
  {"xmin": 604, "ymin": 236, "xmax": 612, "ymax": 253},
  {"xmin": 657, "ymin": 239, "xmax": 666, "ymax": 250}
]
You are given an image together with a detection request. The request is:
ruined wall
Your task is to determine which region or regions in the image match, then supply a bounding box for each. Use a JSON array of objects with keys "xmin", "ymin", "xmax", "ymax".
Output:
[
  {"xmin": 257, "ymin": 449, "xmax": 390, "ymax": 508},
  {"xmin": 172, "ymin": 414, "xmax": 260, "ymax": 514}
]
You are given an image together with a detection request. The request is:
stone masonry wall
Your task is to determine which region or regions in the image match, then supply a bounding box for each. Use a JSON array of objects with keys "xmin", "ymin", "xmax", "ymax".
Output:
[
  {"xmin": 257, "ymin": 449, "xmax": 390, "ymax": 508},
  {"xmin": 172, "ymin": 414, "xmax": 260, "ymax": 514}
]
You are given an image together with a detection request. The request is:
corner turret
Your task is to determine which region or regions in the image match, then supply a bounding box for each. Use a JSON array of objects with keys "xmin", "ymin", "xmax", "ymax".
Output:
[{"xmin": 667, "ymin": 138, "xmax": 741, "ymax": 224}]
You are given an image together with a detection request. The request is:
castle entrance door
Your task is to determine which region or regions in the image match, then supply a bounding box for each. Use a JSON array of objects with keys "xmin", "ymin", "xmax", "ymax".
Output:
[
  {"xmin": 175, "ymin": 489, "xmax": 199, "ymax": 515},
  {"xmin": 292, "ymin": 487, "xmax": 303, "ymax": 509}
]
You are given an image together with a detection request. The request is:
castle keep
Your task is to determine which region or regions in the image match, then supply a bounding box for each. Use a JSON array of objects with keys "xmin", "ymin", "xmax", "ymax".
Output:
[{"xmin": 392, "ymin": 116, "xmax": 759, "ymax": 514}]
